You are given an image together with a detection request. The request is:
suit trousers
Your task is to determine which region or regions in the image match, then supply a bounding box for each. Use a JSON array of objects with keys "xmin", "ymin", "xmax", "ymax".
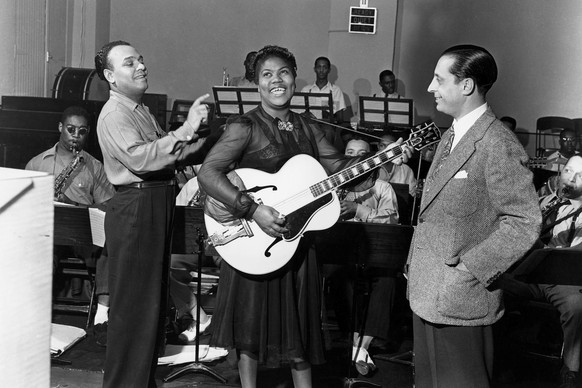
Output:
[
  {"xmin": 413, "ymin": 313, "xmax": 494, "ymax": 388},
  {"xmin": 103, "ymin": 184, "xmax": 175, "ymax": 388}
]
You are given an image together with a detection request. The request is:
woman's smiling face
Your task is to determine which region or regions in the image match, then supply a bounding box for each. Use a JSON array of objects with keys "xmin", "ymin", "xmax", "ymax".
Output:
[{"xmin": 258, "ymin": 56, "xmax": 296, "ymax": 115}]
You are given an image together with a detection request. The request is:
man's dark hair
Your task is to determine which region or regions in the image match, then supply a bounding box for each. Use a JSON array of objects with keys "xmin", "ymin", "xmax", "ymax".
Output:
[
  {"xmin": 253, "ymin": 45, "xmax": 297, "ymax": 83},
  {"xmin": 379, "ymin": 69, "xmax": 395, "ymax": 82},
  {"xmin": 61, "ymin": 105, "xmax": 91, "ymax": 126},
  {"xmin": 442, "ymin": 44, "xmax": 498, "ymax": 95},
  {"xmin": 314, "ymin": 56, "xmax": 331, "ymax": 68},
  {"xmin": 95, "ymin": 40, "xmax": 132, "ymax": 81}
]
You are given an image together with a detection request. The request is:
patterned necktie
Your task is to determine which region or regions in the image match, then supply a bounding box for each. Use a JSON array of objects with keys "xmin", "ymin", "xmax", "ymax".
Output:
[{"xmin": 429, "ymin": 126, "xmax": 455, "ymax": 182}]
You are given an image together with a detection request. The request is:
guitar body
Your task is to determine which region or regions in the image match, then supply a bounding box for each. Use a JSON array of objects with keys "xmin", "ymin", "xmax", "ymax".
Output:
[
  {"xmin": 204, "ymin": 121, "xmax": 441, "ymax": 275},
  {"xmin": 204, "ymin": 154, "xmax": 340, "ymax": 275}
]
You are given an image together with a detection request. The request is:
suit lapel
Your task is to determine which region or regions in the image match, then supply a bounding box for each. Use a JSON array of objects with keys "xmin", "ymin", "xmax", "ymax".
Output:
[{"xmin": 420, "ymin": 109, "xmax": 496, "ymax": 214}]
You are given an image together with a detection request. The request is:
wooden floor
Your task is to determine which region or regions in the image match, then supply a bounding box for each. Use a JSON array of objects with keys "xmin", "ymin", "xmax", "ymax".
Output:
[{"xmin": 50, "ymin": 304, "xmax": 567, "ymax": 388}]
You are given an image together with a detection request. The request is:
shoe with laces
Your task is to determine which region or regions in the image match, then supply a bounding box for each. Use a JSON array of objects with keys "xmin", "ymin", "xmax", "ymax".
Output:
[
  {"xmin": 352, "ymin": 346, "xmax": 376, "ymax": 376},
  {"xmin": 178, "ymin": 316, "xmax": 212, "ymax": 343}
]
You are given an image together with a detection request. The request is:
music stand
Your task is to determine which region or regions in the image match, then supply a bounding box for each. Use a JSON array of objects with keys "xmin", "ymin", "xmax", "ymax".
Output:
[
  {"xmin": 358, "ymin": 96, "xmax": 413, "ymax": 133},
  {"xmin": 211, "ymin": 86, "xmax": 334, "ymax": 121},
  {"xmin": 163, "ymin": 229, "xmax": 227, "ymax": 384},
  {"xmin": 212, "ymin": 86, "xmax": 260, "ymax": 116},
  {"xmin": 511, "ymin": 247, "xmax": 582, "ymax": 286},
  {"xmin": 289, "ymin": 91, "xmax": 334, "ymax": 121}
]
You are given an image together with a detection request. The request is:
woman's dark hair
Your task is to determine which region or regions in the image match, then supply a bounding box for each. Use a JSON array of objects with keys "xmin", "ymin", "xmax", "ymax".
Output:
[
  {"xmin": 253, "ymin": 45, "xmax": 297, "ymax": 83},
  {"xmin": 95, "ymin": 40, "xmax": 132, "ymax": 81},
  {"xmin": 442, "ymin": 44, "xmax": 497, "ymax": 95}
]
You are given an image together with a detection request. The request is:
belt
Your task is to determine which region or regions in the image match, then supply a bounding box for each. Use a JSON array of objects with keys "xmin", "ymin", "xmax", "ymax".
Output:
[{"xmin": 118, "ymin": 179, "xmax": 176, "ymax": 189}]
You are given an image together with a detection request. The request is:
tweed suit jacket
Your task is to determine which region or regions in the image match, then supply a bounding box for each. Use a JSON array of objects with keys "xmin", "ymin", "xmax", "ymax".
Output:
[{"xmin": 407, "ymin": 108, "xmax": 541, "ymax": 326}]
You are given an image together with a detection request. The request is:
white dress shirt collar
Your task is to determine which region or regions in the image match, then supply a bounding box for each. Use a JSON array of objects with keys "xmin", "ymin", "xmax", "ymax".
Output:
[{"xmin": 451, "ymin": 103, "xmax": 488, "ymax": 150}]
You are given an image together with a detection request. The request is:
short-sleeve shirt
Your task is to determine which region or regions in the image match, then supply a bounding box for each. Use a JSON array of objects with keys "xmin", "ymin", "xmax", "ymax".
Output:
[{"xmin": 25, "ymin": 144, "xmax": 115, "ymax": 205}]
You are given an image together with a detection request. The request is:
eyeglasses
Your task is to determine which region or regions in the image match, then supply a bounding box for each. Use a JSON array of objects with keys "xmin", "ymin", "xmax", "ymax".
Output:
[{"xmin": 65, "ymin": 125, "xmax": 89, "ymax": 136}]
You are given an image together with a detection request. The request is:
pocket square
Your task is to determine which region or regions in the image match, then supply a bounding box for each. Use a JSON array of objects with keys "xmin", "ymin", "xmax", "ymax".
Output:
[{"xmin": 454, "ymin": 170, "xmax": 468, "ymax": 179}]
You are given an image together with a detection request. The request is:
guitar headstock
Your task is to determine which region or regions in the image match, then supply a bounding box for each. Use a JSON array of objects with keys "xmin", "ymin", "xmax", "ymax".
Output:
[{"xmin": 408, "ymin": 121, "xmax": 441, "ymax": 151}]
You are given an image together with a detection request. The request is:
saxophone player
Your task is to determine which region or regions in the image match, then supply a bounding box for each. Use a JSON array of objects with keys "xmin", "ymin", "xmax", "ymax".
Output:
[{"xmin": 25, "ymin": 105, "xmax": 115, "ymax": 347}]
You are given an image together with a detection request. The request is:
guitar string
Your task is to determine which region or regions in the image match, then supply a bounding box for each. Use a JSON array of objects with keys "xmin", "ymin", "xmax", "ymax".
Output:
[
  {"xmin": 270, "ymin": 144, "xmax": 406, "ymax": 214},
  {"xmin": 262, "ymin": 126, "xmax": 438, "ymax": 215}
]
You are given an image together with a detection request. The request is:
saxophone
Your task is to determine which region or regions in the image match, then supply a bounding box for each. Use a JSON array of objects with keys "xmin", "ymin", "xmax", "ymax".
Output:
[
  {"xmin": 54, "ymin": 147, "xmax": 84, "ymax": 202},
  {"xmin": 541, "ymin": 186, "xmax": 569, "ymax": 221}
]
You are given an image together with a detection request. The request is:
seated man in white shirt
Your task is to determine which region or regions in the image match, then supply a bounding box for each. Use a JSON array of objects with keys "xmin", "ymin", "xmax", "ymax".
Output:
[
  {"xmin": 301, "ymin": 56, "xmax": 346, "ymax": 123},
  {"xmin": 373, "ymin": 69, "xmax": 402, "ymax": 99},
  {"xmin": 376, "ymin": 133, "xmax": 417, "ymax": 197},
  {"xmin": 501, "ymin": 155, "xmax": 582, "ymax": 388}
]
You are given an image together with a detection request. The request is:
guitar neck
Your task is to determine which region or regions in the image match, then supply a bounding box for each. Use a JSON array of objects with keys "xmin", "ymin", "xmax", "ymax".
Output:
[{"xmin": 310, "ymin": 142, "xmax": 407, "ymax": 198}]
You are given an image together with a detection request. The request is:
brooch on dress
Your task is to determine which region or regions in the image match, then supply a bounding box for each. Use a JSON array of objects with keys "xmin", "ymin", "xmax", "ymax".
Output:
[{"xmin": 277, "ymin": 120, "xmax": 294, "ymax": 132}]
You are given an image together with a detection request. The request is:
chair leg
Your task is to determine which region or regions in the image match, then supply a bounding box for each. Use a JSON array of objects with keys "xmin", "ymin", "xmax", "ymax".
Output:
[{"xmin": 85, "ymin": 275, "xmax": 97, "ymax": 330}]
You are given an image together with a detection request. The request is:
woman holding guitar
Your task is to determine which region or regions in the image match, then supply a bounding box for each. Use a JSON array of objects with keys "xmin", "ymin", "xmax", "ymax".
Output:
[{"xmin": 198, "ymin": 45, "xmax": 410, "ymax": 387}]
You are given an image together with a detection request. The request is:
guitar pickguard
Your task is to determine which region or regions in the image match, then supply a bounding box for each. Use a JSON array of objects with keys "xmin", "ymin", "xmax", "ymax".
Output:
[{"xmin": 283, "ymin": 193, "xmax": 334, "ymax": 240}]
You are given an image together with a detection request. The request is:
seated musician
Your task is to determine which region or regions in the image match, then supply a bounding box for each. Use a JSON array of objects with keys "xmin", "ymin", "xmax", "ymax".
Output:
[
  {"xmin": 373, "ymin": 69, "xmax": 402, "ymax": 99},
  {"xmin": 171, "ymin": 169, "xmax": 213, "ymax": 343},
  {"xmin": 332, "ymin": 137, "xmax": 399, "ymax": 376},
  {"xmin": 376, "ymin": 133, "xmax": 418, "ymax": 197},
  {"xmin": 501, "ymin": 155, "xmax": 582, "ymax": 388},
  {"xmin": 25, "ymin": 105, "xmax": 115, "ymax": 346},
  {"xmin": 230, "ymin": 51, "xmax": 258, "ymax": 87},
  {"xmin": 538, "ymin": 129, "xmax": 579, "ymax": 197},
  {"xmin": 301, "ymin": 56, "xmax": 347, "ymax": 123}
]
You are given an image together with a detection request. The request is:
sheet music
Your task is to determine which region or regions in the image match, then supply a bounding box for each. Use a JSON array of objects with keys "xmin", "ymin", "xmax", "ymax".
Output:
[
  {"xmin": 157, "ymin": 344, "xmax": 228, "ymax": 365},
  {"xmin": 88, "ymin": 207, "xmax": 106, "ymax": 247},
  {"xmin": 53, "ymin": 201, "xmax": 78, "ymax": 208},
  {"xmin": 50, "ymin": 323, "xmax": 86, "ymax": 356}
]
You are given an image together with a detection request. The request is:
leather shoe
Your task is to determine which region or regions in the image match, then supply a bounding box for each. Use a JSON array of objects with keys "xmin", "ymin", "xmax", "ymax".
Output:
[
  {"xmin": 93, "ymin": 322, "xmax": 107, "ymax": 347},
  {"xmin": 352, "ymin": 346, "xmax": 376, "ymax": 376}
]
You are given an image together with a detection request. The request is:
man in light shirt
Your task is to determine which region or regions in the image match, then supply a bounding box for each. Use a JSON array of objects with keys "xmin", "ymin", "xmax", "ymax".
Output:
[
  {"xmin": 374, "ymin": 69, "xmax": 402, "ymax": 99},
  {"xmin": 301, "ymin": 56, "xmax": 346, "ymax": 123}
]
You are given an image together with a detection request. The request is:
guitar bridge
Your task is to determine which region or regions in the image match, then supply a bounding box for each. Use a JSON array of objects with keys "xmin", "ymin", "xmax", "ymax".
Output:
[{"xmin": 207, "ymin": 219, "xmax": 254, "ymax": 246}]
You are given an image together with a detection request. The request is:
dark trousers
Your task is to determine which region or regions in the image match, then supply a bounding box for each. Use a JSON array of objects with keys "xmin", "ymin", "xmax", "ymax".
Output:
[
  {"xmin": 413, "ymin": 313, "xmax": 494, "ymax": 388},
  {"xmin": 103, "ymin": 185, "xmax": 175, "ymax": 388},
  {"xmin": 326, "ymin": 264, "xmax": 395, "ymax": 339}
]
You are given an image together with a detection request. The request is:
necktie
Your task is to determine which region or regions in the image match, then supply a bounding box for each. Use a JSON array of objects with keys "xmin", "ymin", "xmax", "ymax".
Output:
[
  {"xmin": 429, "ymin": 126, "xmax": 455, "ymax": 182},
  {"xmin": 540, "ymin": 199, "xmax": 568, "ymax": 244},
  {"xmin": 566, "ymin": 212, "xmax": 579, "ymax": 247}
]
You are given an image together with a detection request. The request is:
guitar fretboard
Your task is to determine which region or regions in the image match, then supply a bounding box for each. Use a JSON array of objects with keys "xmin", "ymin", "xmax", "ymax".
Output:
[{"xmin": 310, "ymin": 145, "xmax": 404, "ymax": 197}]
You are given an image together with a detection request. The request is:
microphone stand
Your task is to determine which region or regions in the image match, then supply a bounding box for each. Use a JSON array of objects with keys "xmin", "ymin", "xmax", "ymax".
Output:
[{"xmin": 163, "ymin": 228, "xmax": 226, "ymax": 384}]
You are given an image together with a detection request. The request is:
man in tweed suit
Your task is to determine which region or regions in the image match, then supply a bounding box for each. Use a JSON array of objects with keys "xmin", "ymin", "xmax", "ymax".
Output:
[{"xmin": 406, "ymin": 45, "xmax": 541, "ymax": 387}]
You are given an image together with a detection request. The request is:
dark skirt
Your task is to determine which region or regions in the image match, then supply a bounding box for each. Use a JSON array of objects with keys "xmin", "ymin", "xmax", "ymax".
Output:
[{"xmin": 209, "ymin": 236, "xmax": 326, "ymax": 368}]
